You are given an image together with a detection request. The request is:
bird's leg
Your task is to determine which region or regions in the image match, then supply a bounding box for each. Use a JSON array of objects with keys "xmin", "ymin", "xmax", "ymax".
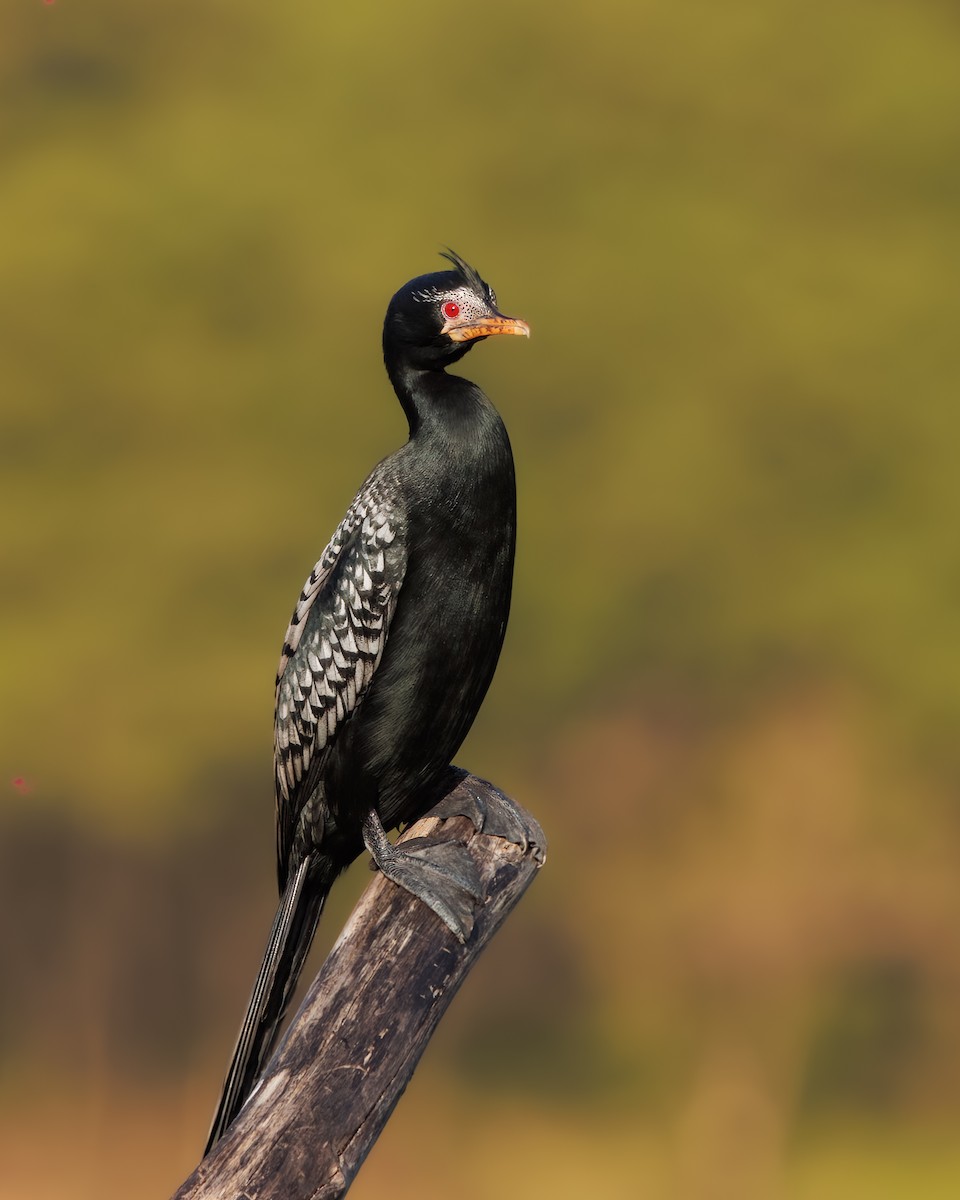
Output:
[
  {"xmin": 362, "ymin": 807, "xmax": 483, "ymax": 942},
  {"xmin": 428, "ymin": 773, "xmax": 547, "ymax": 862}
]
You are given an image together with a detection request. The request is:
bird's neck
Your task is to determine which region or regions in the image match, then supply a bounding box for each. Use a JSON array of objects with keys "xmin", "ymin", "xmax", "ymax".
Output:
[
  {"xmin": 385, "ymin": 358, "xmax": 513, "ymax": 515},
  {"xmin": 387, "ymin": 358, "xmax": 499, "ymax": 445}
]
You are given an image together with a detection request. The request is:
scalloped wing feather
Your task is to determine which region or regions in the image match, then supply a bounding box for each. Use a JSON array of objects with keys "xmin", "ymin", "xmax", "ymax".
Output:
[{"xmin": 273, "ymin": 475, "xmax": 406, "ymax": 878}]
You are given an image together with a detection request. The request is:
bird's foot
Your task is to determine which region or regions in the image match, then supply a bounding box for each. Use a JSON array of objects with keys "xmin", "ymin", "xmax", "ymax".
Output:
[
  {"xmin": 429, "ymin": 774, "xmax": 547, "ymax": 863},
  {"xmin": 363, "ymin": 808, "xmax": 483, "ymax": 942}
]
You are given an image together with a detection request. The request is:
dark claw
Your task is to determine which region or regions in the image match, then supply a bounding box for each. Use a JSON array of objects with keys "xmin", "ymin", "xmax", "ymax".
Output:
[{"xmin": 431, "ymin": 777, "xmax": 547, "ymax": 863}]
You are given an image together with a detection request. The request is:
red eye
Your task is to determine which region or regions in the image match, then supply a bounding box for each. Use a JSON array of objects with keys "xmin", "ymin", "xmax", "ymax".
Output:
[{"xmin": 442, "ymin": 300, "xmax": 460, "ymax": 320}]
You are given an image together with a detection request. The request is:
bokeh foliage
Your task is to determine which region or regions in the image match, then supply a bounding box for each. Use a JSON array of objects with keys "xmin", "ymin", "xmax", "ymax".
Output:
[{"xmin": 2, "ymin": 1, "xmax": 960, "ymax": 1197}]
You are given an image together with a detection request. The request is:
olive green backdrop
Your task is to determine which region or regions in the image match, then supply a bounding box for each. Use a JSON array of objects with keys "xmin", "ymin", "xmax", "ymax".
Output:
[{"xmin": 3, "ymin": 2, "xmax": 959, "ymax": 1197}]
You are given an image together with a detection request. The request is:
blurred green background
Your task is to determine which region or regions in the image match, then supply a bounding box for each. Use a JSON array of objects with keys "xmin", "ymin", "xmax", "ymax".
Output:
[{"xmin": 2, "ymin": 1, "xmax": 960, "ymax": 1196}]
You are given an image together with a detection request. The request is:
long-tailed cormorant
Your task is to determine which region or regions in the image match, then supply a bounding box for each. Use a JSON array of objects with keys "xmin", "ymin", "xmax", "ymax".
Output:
[{"xmin": 205, "ymin": 250, "xmax": 529, "ymax": 1151}]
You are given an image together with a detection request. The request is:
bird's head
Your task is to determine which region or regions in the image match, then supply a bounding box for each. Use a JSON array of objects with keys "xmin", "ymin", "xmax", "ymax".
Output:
[{"xmin": 383, "ymin": 249, "xmax": 530, "ymax": 371}]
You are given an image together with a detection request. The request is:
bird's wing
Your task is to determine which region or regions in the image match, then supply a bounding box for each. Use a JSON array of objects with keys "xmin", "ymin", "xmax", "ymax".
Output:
[{"xmin": 274, "ymin": 473, "xmax": 407, "ymax": 881}]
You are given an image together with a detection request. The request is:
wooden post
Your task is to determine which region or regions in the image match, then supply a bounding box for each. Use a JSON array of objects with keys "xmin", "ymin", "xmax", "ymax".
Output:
[{"xmin": 173, "ymin": 774, "xmax": 545, "ymax": 1200}]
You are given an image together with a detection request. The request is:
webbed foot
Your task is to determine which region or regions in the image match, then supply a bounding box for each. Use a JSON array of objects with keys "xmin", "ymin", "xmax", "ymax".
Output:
[
  {"xmin": 362, "ymin": 808, "xmax": 483, "ymax": 942},
  {"xmin": 430, "ymin": 774, "xmax": 547, "ymax": 863}
]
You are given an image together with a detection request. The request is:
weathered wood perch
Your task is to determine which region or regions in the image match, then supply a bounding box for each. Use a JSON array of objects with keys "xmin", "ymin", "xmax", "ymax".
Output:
[{"xmin": 173, "ymin": 772, "xmax": 545, "ymax": 1200}]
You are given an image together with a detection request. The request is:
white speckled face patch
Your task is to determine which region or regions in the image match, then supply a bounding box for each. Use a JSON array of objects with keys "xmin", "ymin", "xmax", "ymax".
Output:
[{"xmin": 411, "ymin": 285, "xmax": 492, "ymax": 325}]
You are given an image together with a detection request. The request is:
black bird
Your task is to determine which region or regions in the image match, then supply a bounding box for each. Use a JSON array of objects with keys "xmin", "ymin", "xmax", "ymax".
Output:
[{"xmin": 205, "ymin": 250, "xmax": 529, "ymax": 1151}]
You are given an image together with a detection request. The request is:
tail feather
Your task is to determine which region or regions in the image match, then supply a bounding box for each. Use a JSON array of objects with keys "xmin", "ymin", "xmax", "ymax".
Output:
[{"xmin": 204, "ymin": 853, "xmax": 332, "ymax": 1153}]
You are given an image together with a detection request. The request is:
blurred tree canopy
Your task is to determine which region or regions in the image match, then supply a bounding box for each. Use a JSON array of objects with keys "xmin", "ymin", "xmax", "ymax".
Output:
[
  {"xmin": 4, "ymin": 0, "xmax": 960, "ymax": 831},
  {"xmin": 2, "ymin": 2, "xmax": 960, "ymax": 1198}
]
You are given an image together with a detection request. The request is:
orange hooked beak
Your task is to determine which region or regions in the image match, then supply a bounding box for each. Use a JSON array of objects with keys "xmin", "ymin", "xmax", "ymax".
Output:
[{"xmin": 442, "ymin": 312, "xmax": 531, "ymax": 342}]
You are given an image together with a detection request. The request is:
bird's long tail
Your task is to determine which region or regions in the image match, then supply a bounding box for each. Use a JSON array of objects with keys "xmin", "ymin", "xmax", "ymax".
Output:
[{"xmin": 204, "ymin": 853, "xmax": 335, "ymax": 1153}]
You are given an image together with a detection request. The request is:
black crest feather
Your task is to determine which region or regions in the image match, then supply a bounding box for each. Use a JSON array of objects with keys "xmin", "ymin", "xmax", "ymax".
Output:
[{"xmin": 440, "ymin": 248, "xmax": 492, "ymax": 301}]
